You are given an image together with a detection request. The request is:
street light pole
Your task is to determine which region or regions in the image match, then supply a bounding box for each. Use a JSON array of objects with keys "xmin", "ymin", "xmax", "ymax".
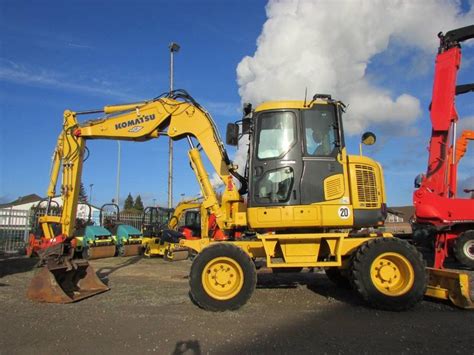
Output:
[
  {"xmin": 116, "ymin": 141, "xmax": 121, "ymax": 207},
  {"xmin": 89, "ymin": 184, "xmax": 94, "ymax": 204},
  {"xmin": 168, "ymin": 42, "xmax": 180, "ymax": 209}
]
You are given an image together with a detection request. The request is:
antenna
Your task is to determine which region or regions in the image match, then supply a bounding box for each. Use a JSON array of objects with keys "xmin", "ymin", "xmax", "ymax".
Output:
[{"xmin": 304, "ymin": 87, "xmax": 308, "ymax": 107}]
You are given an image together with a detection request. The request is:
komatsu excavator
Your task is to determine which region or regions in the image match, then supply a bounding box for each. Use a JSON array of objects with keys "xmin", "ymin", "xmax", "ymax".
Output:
[
  {"xmin": 413, "ymin": 25, "xmax": 474, "ymax": 308},
  {"xmin": 27, "ymin": 89, "xmax": 430, "ymax": 311}
]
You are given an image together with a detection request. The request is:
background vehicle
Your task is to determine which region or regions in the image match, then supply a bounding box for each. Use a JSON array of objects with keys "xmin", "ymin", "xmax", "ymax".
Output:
[
  {"xmin": 99, "ymin": 203, "xmax": 143, "ymax": 257},
  {"xmin": 73, "ymin": 204, "xmax": 115, "ymax": 259}
]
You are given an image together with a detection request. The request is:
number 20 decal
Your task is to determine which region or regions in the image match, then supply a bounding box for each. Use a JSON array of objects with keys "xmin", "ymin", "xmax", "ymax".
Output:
[{"xmin": 338, "ymin": 207, "xmax": 350, "ymax": 219}]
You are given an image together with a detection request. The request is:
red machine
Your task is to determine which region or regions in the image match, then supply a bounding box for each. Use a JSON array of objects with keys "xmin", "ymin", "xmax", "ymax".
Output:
[{"xmin": 413, "ymin": 25, "xmax": 474, "ymax": 269}]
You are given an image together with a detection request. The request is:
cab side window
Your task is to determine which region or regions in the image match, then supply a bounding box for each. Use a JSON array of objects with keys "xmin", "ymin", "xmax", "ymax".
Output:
[{"xmin": 303, "ymin": 107, "xmax": 337, "ymax": 156}]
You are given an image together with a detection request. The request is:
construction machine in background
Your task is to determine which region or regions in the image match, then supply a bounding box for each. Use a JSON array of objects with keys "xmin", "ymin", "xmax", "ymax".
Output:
[
  {"xmin": 141, "ymin": 206, "xmax": 173, "ymax": 250},
  {"xmin": 167, "ymin": 199, "xmax": 203, "ymax": 239},
  {"xmin": 27, "ymin": 87, "xmax": 429, "ymax": 311},
  {"xmin": 100, "ymin": 203, "xmax": 143, "ymax": 257},
  {"xmin": 140, "ymin": 202, "xmax": 202, "ymax": 260},
  {"xmin": 413, "ymin": 25, "xmax": 474, "ymax": 308},
  {"xmin": 73, "ymin": 203, "xmax": 116, "ymax": 260}
]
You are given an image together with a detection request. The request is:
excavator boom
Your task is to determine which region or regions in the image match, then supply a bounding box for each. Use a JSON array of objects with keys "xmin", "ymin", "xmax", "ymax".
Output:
[{"xmin": 28, "ymin": 91, "xmax": 246, "ymax": 303}]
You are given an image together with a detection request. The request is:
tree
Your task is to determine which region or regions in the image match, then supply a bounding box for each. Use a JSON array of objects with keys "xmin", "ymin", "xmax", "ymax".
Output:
[
  {"xmin": 134, "ymin": 195, "xmax": 144, "ymax": 211},
  {"xmin": 124, "ymin": 193, "xmax": 134, "ymax": 210},
  {"xmin": 78, "ymin": 182, "xmax": 88, "ymax": 203}
]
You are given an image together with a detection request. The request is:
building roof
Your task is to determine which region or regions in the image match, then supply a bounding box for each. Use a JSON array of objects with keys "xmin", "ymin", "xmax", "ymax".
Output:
[
  {"xmin": 0, "ymin": 193, "xmax": 100, "ymax": 210},
  {"xmin": 0, "ymin": 194, "xmax": 43, "ymax": 208}
]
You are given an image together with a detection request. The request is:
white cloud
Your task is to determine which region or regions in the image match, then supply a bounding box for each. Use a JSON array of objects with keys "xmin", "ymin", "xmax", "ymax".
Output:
[
  {"xmin": 237, "ymin": 0, "xmax": 474, "ymax": 135},
  {"xmin": 457, "ymin": 115, "xmax": 474, "ymax": 136}
]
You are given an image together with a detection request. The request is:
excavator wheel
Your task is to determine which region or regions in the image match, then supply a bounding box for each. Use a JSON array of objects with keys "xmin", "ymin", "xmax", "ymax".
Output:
[
  {"xmin": 453, "ymin": 230, "xmax": 474, "ymax": 269},
  {"xmin": 189, "ymin": 243, "xmax": 256, "ymax": 311},
  {"xmin": 351, "ymin": 238, "xmax": 427, "ymax": 311}
]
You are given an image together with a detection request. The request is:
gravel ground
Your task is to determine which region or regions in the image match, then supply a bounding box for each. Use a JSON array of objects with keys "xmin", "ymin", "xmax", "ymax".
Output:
[{"xmin": 0, "ymin": 255, "xmax": 473, "ymax": 354}]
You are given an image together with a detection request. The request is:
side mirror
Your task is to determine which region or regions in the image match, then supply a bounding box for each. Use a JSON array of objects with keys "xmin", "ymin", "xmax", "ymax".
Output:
[
  {"xmin": 361, "ymin": 132, "xmax": 376, "ymax": 145},
  {"xmin": 226, "ymin": 123, "xmax": 239, "ymax": 146}
]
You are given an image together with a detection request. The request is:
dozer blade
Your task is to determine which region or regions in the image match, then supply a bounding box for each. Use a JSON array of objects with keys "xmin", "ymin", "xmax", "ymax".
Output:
[
  {"xmin": 165, "ymin": 249, "xmax": 189, "ymax": 261},
  {"xmin": 425, "ymin": 267, "xmax": 474, "ymax": 309},
  {"xmin": 121, "ymin": 244, "xmax": 142, "ymax": 257},
  {"xmin": 27, "ymin": 259, "xmax": 109, "ymax": 303},
  {"xmin": 88, "ymin": 245, "xmax": 116, "ymax": 259}
]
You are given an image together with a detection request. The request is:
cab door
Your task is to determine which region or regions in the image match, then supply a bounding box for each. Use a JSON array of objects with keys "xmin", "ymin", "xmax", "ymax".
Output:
[
  {"xmin": 299, "ymin": 105, "xmax": 345, "ymax": 204},
  {"xmin": 248, "ymin": 110, "xmax": 302, "ymax": 208}
]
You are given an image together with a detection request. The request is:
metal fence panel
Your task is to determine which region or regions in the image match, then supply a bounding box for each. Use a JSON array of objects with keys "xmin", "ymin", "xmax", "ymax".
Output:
[
  {"xmin": 0, "ymin": 209, "xmax": 30, "ymax": 254},
  {"xmin": 0, "ymin": 208, "xmax": 147, "ymax": 254}
]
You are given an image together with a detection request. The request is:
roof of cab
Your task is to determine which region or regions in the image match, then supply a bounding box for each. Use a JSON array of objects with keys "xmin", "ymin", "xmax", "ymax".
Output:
[{"xmin": 255, "ymin": 100, "xmax": 329, "ymax": 112}]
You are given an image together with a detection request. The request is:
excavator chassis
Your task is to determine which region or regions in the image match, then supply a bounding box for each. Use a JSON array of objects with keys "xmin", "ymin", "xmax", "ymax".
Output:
[{"xmin": 424, "ymin": 267, "xmax": 474, "ymax": 309}]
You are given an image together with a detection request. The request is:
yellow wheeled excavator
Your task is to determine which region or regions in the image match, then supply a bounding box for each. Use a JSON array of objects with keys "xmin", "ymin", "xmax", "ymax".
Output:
[{"xmin": 28, "ymin": 89, "xmax": 432, "ymax": 311}]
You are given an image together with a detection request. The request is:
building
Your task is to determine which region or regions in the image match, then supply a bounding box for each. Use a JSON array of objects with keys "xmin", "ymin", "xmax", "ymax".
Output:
[{"xmin": 0, "ymin": 194, "xmax": 100, "ymax": 226}]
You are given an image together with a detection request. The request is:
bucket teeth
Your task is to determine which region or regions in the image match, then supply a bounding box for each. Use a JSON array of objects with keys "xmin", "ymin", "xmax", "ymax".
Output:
[{"xmin": 27, "ymin": 261, "xmax": 109, "ymax": 303}]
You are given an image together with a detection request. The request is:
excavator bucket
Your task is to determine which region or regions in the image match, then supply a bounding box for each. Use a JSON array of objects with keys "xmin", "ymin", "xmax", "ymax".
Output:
[
  {"xmin": 424, "ymin": 267, "xmax": 474, "ymax": 309},
  {"xmin": 27, "ymin": 259, "xmax": 109, "ymax": 303}
]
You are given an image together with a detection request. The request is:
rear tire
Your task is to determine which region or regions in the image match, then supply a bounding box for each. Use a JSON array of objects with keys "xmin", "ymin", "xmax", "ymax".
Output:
[
  {"xmin": 189, "ymin": 243, "xmax": 256, "ymax": 311},
  {"xmin": 351, "ymin": 238, "xmax": 426, "ymax": 311},
  {"xmin": 453, "ymin": 231, "xmax": 474, "ymax": 269}
]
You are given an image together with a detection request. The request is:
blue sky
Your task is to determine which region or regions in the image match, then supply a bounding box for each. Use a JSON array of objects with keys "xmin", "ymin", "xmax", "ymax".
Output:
[{"xmin": 0, "ymin": 0, "xmax": 473, "ymax": 208}]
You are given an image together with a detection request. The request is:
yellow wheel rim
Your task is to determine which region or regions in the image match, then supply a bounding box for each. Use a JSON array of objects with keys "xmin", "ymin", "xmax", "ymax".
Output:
[
  {"xmin": 202, "ymin": 257, "xmax": 244, "ymax": 301},
  {"xmin": 370, "ymin": 252, "xmax": 414, "ymax": 296}
]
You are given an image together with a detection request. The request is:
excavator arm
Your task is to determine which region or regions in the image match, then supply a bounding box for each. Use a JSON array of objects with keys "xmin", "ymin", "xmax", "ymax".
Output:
[
  {"xmin": 43, "ymin": 91, "xmax": 247, "ymax": 241},
  {"xmin": 29, "ymin": 91, "xmax": 248, "ymax": 303}
]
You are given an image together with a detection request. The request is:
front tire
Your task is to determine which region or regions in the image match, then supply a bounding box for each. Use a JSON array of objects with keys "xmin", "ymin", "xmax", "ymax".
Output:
[
  {"xmin": 351, "ymin": 238, "xmax": 426, "ymax": 311},
  {"xmin": 189, "ymin": 243, "xmax": 256, "ymax": 311},
  {"xmin": 453, "ymin": 231, "xmax": 474, "ymax": 268}
]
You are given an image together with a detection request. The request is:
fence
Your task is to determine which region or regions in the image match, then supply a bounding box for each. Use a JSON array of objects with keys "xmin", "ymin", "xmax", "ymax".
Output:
[
  {"xmin": 0, "ymin": 208, "xmax": 147, "ymax": 254},
  {"xmin": 0, "ymin": 209, "xmax": 30, "ymax": 254}
]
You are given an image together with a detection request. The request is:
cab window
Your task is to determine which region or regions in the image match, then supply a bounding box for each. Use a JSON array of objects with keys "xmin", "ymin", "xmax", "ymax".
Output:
[
  {"xmin": 257, "ymin": 111, "xmax": 295, "ymax": 159},
  {"xmin": 303, "ymin": 106, "xmax": 338, "ymax": 156},
  {"xmin": 255, "ymin": 167, "xmax": 294, "ymax": 203}
]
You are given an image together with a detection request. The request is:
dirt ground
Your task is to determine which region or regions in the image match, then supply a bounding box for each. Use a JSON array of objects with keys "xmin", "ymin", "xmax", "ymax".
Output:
[{"xmin": 0, "ymin": 255, "xmax": 473, "ymax": 355}]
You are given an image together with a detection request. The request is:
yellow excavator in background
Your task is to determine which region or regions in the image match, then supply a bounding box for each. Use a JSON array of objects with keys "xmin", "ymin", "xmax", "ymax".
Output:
[{"xmin": 28, "ymin": 89, "xmax": 436, "ymax": 311}]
